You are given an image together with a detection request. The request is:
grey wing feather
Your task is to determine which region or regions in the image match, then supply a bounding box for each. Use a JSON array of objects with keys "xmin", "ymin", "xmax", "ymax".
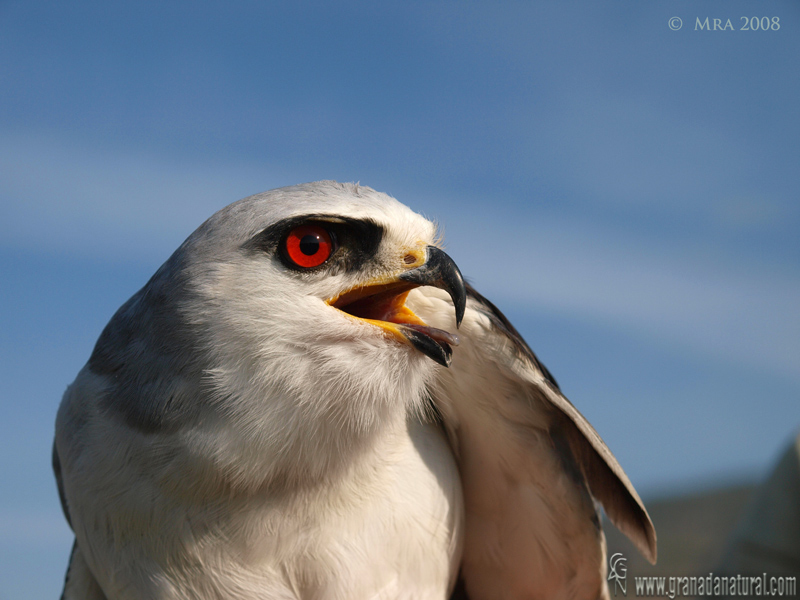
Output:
[
  {"xmin": 464, "ymin": 284, "xmax": 656, "ymax": 562},
  {"xmin": 534, "ymin": 367, "xmax": 658, "ymax": 563},
  {"xmin": 408, "ymin": 283, "xmax": 656, "ymax": 586},
  {"xmin": 461, "ymin": 285, "xmax": 561, "ymax": 391}
]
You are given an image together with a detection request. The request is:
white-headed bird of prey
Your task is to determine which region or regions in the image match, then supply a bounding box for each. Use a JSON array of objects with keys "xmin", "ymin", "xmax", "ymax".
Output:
[{"xmin": 54, "ymin": 181, "xmax": 656, "ymax": 600}]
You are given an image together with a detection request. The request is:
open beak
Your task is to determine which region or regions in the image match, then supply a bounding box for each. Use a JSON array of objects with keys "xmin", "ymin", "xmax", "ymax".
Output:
[{"xmin": 327, "ymin": 246, "xmax": 467, "ymax": 367}]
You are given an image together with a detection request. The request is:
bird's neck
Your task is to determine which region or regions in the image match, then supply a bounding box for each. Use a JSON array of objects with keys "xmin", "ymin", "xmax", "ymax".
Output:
[{"xmin": 169, "ymin": 392, "xmax": 418, "ymax": 503}]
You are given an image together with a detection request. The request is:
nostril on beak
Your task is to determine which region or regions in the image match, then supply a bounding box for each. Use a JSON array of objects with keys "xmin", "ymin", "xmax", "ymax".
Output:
[{"xmin": 403, "ymin": 254, "xmax": 417, "ymax": 265}]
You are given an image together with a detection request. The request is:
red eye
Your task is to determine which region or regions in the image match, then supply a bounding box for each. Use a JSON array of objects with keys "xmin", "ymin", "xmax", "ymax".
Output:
[{"xmin": 285, "ymin": 225, "xmax": 333, "ymax": 268}]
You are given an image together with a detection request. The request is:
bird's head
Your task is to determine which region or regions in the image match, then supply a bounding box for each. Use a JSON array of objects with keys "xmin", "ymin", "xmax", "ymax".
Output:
[{"xmin": 88, "ymin": 181, "xmax": 465, "ymax": 490}]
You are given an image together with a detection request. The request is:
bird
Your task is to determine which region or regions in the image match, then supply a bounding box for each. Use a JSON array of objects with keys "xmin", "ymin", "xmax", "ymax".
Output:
[{"xmin": 53, "ymin": 180, "xmax": 656, "ymax": 600}]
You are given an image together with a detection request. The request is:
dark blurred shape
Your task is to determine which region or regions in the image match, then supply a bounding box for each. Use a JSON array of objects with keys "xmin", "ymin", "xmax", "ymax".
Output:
[
  {"xmin": 605, "ymin": 483, "xmax": 755, "ymax": 577},
  {"xmin": 718, "ymin": 432, "xmax": 800, "ymax": 580},
  {"xmin": 602, "ymin": 433, "xmax": 800, "ymax": 600}
]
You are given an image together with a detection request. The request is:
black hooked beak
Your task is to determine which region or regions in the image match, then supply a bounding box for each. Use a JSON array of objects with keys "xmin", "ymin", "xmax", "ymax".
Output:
[
  {"xmin": 396, "ymin": 246, "xmax": 467, "ymax": 367},
  {"xmin": 328, "ymin": 246, "xmax": 467, "ymax": 368},
  {"xmin": 399, "ymin": 246, "xmax": 467, "ymax": 327}
]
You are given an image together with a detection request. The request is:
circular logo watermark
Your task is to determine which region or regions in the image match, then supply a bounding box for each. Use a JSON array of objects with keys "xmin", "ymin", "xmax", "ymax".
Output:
[{"xmin": 668, "ymin": 17, "xmax": 683, "ymax": 30}]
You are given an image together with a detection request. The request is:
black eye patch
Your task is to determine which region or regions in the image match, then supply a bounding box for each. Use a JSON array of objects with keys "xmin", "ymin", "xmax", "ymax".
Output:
[{"xmin": 246, "ymin": 215, "xmax": 384, "ymax": 275}]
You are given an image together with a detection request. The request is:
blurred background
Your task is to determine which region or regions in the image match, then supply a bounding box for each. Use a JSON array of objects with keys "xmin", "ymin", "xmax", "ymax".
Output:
[{"xmin": 1, "ymin": 1, "xmax": 798, "ymax": 597}]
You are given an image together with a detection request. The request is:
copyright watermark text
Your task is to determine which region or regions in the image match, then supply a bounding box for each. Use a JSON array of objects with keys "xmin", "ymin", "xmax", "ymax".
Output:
[
  {"xmin": 668, "ymin": 16, "xmax": 782, "ymax": 31},
  {"xmin": 609, "ymin": 553, "xmax": 797, "ymax": 598}
]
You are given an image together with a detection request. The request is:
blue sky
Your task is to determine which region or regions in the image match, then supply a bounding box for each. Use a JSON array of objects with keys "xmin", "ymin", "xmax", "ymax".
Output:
[{"xmin": 2, "ymin": 1, "xmax": 799, "ymax": 597}]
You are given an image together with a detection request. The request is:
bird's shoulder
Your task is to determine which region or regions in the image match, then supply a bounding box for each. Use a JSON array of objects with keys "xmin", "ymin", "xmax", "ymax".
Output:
[{"xmin": 407, "ymin": 283, "xmax": 656, "ymax": 599}]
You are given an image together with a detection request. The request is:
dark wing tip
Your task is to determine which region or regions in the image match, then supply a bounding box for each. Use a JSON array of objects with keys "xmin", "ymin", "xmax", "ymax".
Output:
[{"xmin": 561, "ymin": 416, "xmax": 657, "ymax": 564}]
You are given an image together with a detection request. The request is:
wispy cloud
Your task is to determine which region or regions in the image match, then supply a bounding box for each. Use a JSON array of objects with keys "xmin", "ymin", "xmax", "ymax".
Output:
[
  {"xmin": 0, "ymin": 133, "xmax": 300, "ymax": 261},
  {"xmin": 3, "ymin": 133, "xmax": 797, "ymax": 387},
  {"xmin": 441, "ymin": 207, "xmax": 800, "ymax": 386}
]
